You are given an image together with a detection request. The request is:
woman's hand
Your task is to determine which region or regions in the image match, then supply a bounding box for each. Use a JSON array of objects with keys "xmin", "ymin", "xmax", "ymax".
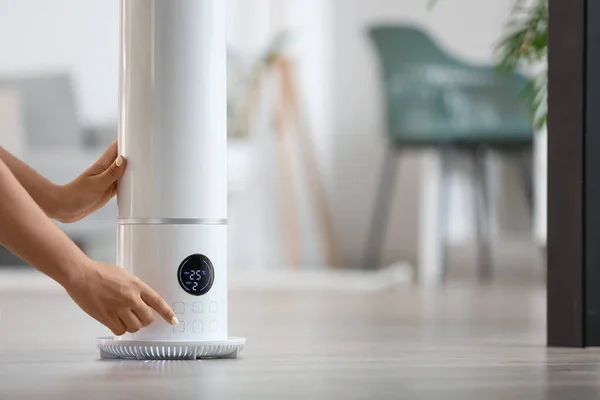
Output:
[
  {"xmin": 0, "ymin": 156, "xmax": 174, "ymax": 335},
  {"xmin": 64, "ymin": 260, "xmax": 178, "ymax": 335},
  {"xmin": 55, "ymin": 140, "xmax": 126, "ymax": 223}
]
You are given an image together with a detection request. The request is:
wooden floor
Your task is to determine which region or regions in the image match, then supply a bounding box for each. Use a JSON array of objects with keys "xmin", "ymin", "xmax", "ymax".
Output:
[{"xmin": 0, "ymin": 278, "xmax": 597, "ymax": 400}]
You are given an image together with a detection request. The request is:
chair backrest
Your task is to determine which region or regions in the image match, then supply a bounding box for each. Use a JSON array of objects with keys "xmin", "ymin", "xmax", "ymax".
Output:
[
  {"xmin": 0, "ymin": 73, "xmax": 82, "ymax": 149},
  {"xmin": 368, "ymin": 25, "xmax": 533, "ymax": 144},
  {"xmin": 369, "ymin": 26, "xmax": 457, "ymax": 70}
]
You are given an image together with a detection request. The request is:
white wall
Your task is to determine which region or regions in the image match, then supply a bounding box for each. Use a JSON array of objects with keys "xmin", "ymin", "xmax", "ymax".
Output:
[
  {"xmin": 331, "ymin": 0, "xmax": 520, "ymax": 267},
  {"xmin": 0, "ymin": 0, "xmax": 120, "ymax": 126}
]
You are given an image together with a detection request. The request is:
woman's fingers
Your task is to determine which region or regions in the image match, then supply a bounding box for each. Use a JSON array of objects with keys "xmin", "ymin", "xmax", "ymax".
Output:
[
  {"xmin": 109, "ymin": 318, "xmax": 127, "ymax": 337},
  {"xmin": 140, "ymin": 285, "xmax": 178, "ymax": 326},
  {"xmin": 132, "ymin": 303, "xmax": 156, "ymax": 327},
  {"xmin": 86, "ymin": 140, "xmax": 119, "ymax": 175},
  {"xmin": 95, "ymin": 155, "xmax": 126, "ymax": 187},
  {"xmin": 119, "ymin": 309, "xmax": 143, "ymax": 333}
]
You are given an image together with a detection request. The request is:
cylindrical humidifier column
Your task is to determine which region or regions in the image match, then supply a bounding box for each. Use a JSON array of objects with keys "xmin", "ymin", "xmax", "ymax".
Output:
[{"xmin": 117, "ymin": 0, "xmax": 227, "ymax": 342}]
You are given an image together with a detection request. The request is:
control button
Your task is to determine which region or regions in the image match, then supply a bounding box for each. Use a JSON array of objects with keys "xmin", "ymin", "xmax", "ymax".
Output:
[
  {"xmin": 209, "ymin": 320, "xmax": 218, "ymax": 333},
  {"xmin": 173, "ymin": 321, "xmax": 186, "ymax": 333},
  {"xmin": 209, "ymin": 301, "xmax": 218, "ymax": 313},
  {"xmin": 193, "ymin": 302, "xmax": 204, "ymax": 314},
  {"xmin": 172, "ymin": 302, "xmax": 185, "ymax": 315},
  {"xmin": 193, "ymin": 320, "xmax": 203, "ymax": 333}
]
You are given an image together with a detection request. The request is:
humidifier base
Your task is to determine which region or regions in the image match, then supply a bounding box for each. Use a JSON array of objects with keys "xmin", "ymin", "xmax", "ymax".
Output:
[{"xmin": 97, "ymin": 336, "xmax": 245, "ymax": 360}]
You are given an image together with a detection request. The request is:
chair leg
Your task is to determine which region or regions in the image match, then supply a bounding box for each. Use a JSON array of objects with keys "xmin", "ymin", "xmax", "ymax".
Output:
[
  {"xmin": 515, "ymin": 149, "xmax": 534, "ymax": 216},
  {"xmin": 438, "ymin": 147, "xmax": 455, "ymax": 281},
  {"xmin": 362, "ymin": 148, "xmax": 400, "ymax": 270},
  {"xmin": 472, "ymin": 147, "xmax": 493, "ymax": 282}
]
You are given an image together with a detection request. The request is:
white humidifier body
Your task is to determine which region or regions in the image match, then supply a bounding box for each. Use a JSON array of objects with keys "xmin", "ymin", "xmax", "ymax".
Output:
[{"xmin": 97, "ymin": 0, "xmax": 244, "ymax": 360}]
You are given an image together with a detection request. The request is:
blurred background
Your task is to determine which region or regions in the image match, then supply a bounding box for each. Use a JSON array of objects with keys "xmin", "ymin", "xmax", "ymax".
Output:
[
  {"xmin": 0, "ymin": 2, "xmax": 564, "ymax": 397},
  {"xmin": 0, "ymin": 0, "xmax": 547, "ymax": 290}
]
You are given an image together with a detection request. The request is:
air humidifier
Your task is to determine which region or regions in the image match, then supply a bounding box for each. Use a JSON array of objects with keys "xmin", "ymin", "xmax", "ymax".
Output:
[{"xmin": 97, "ymin": 0, "xmax": 245, "ymax": 360}]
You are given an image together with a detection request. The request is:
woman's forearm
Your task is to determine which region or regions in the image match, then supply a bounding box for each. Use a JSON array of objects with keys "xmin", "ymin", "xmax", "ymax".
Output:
[
  {"xmin": 0, "ymin": 146, "xmax": 61, "ymax": 219},
  {"xmin": 0, "ymin": 158, "xmax": 86, "ymax": 286}
]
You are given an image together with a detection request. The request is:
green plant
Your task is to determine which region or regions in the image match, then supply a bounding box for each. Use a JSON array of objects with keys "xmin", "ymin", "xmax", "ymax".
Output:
[
  {"xmin": 497, "ymin": 0, "xmax": 547, "ymax": 130},
  {"xmin": 429, "ymin": 0, "xmax": 548, "ymax": 129}
]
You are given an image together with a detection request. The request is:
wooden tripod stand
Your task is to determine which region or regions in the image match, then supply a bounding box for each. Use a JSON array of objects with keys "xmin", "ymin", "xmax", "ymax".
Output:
[{"xmin": 233, "ymin": 55, "xmax": 341, "ymax": 269}]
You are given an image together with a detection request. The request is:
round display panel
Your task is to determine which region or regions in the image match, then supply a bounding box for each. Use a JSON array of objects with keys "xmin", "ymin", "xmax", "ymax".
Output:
[{"xmin": 177, "ymin": 254, "xmax": 215, "ymax": 296}]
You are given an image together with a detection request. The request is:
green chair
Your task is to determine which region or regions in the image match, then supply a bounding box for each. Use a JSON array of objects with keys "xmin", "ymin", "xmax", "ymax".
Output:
[{"xmin": 362, "ymin": 26, "xmax": 534, "ymax": 281}]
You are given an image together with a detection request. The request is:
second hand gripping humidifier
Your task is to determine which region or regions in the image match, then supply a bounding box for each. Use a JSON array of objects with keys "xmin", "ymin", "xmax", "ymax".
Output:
[{"xmin": 97, "ymin": 0, "xmax": 245, "ymax": 360}]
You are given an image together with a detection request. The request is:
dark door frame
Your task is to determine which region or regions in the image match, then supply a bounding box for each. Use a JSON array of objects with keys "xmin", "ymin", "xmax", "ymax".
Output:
[{"xmin": 547, "ymin": 0, "xmax": 600, "ymax": 347}]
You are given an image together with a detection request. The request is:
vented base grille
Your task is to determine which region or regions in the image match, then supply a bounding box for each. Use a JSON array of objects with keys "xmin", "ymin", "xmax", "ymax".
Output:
[{"xmin": 97, "ymin": 336, "xmax": 245, "ymax": 360}]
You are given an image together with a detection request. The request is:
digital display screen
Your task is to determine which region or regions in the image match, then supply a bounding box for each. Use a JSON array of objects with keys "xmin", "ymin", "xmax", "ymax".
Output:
[{"xmin": 177, "ymin": 254, "xmax": 214, "ymax": 296}]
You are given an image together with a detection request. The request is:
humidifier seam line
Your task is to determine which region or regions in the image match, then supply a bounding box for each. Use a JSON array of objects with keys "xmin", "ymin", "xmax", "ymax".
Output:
[{"xmin": 118, "ymin": 218, "xmax": 227, "ymax": 226}]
